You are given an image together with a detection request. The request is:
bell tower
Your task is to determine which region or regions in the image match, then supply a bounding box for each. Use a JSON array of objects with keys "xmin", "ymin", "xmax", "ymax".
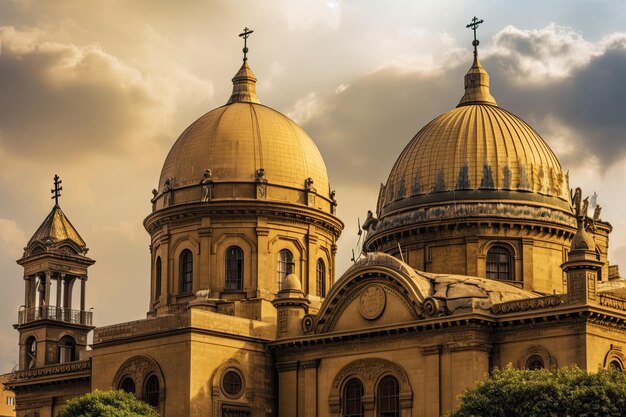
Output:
[{"xmin": 14, "ymin": 175, "xmax": 95, "ymax": 370}]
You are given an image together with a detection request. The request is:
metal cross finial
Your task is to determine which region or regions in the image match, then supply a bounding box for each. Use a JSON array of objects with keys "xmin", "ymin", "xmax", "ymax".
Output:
[
  {"xmin": 51, "ymin": 174, "xmax": 62, "ymax": 206},
  {"xmin": 466, "ymin": 16, "xmax": 484, "ymax": 57},
  {"xmin": 239, "ymin": 27, "xmax": 254, "ymax": 61}
]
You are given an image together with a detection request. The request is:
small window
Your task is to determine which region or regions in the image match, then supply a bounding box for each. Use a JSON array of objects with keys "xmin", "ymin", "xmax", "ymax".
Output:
[
  {"xmin": 119, "ymin": 376, "xmax": 136, "ymax": 394},
  {"xmin": 58, "ymin": 335, "xmax": 76, "ymax": 364},
  {"xmin": 277, "ymin": 250, "xmax": 293, "ymax": 290},
  {"xmin": 526, "ymin": 355, "xmax": 544, "ymax": 370},
  {"xmin": 155, "ymin": 257, "xmax": 162, "ymax": 300},
  {"xmin": 225, "ymin": 247, "xmax": 244, "ymax": 290},
  {"xmin": 222, "ymin": 370, "xmax": 244, "ymax": 398},
  {"xmin": 7, "ymin": 396, "xmax": 15, "ymax": 406},
  {"xmin": 378, "ymin": 376, "xmax": 400, "ymax": 417},
  {"xmin": 143, "ymin": 374, "xmax": 160, "ymax": 408},
  {"xmin": 180, "ymin": 250, "xmax": 193, "ymax": 294},
  {"xmin": 343, "ymin": 378, "xmax": 364, "ymax": 417},
  {"xmin": 316, "ymin": 259, "xmax": 326, "ymax": 297},
  {"xmin": 486, "ymin": 246, "xmax": 512, "ymax": 280}
]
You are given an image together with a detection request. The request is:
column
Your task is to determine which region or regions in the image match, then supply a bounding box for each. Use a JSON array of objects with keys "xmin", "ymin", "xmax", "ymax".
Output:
[
  {"xmin": 198, "ymin": 223, "xmax": 212, "ymax": 293},
  {"xmin": 24, "ymin": 276, "xmax": 31, "ymax": 309},
  {"xmin": 80, "ymin": 277, "xmax": 87, "ymax": 325},
  {"xmin": 80, "ymin": 277, "xmax": 86, "ymax": 312},
  {"xmin": 301, "ymin": 360, "xmax": 319, "ymax": 417},
  {"xmin": 44, "ymin": 272, "xmax": 52, "ymax": 305},
  {"xmin": 64, "ymin": 276, "xmax": 74, "ymax": 310},
  {"xmin": 56, "ymin": 274, "xmax": 64, "ymax": 320},
  {"xmin": 276, "ymin": 361, "xmax": 299, "ymax": 417},
  {"xmin": 306, "ymin": 231, "xmax": 318, "ymax": 296},
  {"xmin": 256, "ymin": 221, "xmax": 269, "ymax": 297},
  {"xmin": 420, "ymin": 345, "xmax": 442, "ymax": 417},
  {"xmin": 161, "ymin": 234, "xmax": 171, "ymax": 304}
]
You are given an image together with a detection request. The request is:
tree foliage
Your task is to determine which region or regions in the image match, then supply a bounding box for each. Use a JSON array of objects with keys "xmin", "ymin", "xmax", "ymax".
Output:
[
  {"xmin": 450, "ymin": 365, "xmax": 626, "ymax": 417},
  {"xmin": 58, "ymin": 390, "xmax": 159, "ymax": 417}
]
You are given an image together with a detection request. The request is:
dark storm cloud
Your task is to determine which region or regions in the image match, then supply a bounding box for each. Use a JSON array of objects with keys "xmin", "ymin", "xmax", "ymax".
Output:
[
  {"xmin": 301, "ymin": 25, "xmax": 626, "ymax": 193},
  {"xmin": 0, "ymin": 28, "xmax": 158, "ymax": 160},
  {"xmin": 302, "ymin": 65, "xmax": 467, "ymax": 187}
]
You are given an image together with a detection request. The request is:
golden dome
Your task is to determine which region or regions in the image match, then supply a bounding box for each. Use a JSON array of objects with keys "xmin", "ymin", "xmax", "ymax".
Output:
[
  {"xmin": 379, "ymin": 57, "xmax": 571, "ymax": 217},
  {"xmin": 158, "ymin": 60, "xmax": 330, "ymax": 206}
]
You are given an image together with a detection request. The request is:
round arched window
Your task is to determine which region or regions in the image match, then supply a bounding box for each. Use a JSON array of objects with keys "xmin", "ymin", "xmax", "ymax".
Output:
[
  {"xmin": 343, "ymin": 378, "xmax": 364, "ymax": 417},
  {"xmin": 225, "ymin": 247, "xmax": 244, "ymax": 290},
  {"xmin": 610, "ymin": 360, "xmax": 623, "ymax": 371},
  {"xmin": 526, "ymin": 355, "xmax": 545, "ymax": 370},
  {"xmin": 143, "ymin": 374, "xmax": 160, "ymax": 408},
  {"xmin": 119, "ymin": 376, "xmax": 136, "ymax": 394},
  {"xmin": 155, "ymin": 257, "xmax": 162, "ymax": 300},
  {"xmin": 277, "ymin": 250, "xmax": 294, "ymax": 290},
  {"xmin": 222, "ymin": 370, "xmax": 244, "ymax": 398},
  {"xmin": 486, "ymin": 246, "xmax": 512, "ymax": 281},
  {"xmin": 378, "ymin": 375, "xmax": 399, "ymax": 417},
  {"xmin": 179, "ymin": 249, "xmax": 193, "ymax": 294},
  {"xmin": 58, "ymin": 335, "xmax": 76, "ymax": 364},
  {"xmin": 316, "ymin": 259, "xmax": 326, "ymax": 297}
]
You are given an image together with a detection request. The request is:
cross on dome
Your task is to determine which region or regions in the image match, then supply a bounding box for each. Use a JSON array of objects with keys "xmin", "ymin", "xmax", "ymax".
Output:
[
  {"xmin": 466, "ymin": 16, "xmax": 484, "ymax": 57},
  {"xmin": 239, "ymin": 27, "xmax": 254, "ymax": 61}
]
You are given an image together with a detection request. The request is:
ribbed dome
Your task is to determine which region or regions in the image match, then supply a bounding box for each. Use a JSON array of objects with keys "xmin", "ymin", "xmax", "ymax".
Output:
[
  {"xmin": 158, "ymin": 61, "xmax": 330, "ymax": 202},
  {"xmin": 379, "ymin": 57, "xmax": 571, "ymax": 217}
]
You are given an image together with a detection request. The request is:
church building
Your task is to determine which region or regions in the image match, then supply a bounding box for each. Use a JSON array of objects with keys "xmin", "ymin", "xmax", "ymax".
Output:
[{"xmin": 6, "ymin": 23, "xmax": 626, "ymax": 417}]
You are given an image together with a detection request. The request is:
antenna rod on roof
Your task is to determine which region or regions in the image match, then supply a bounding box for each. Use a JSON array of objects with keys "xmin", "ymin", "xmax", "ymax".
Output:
[{"xmin": 397, "ymin": 242, "xmax": 405, "ymax": 263}]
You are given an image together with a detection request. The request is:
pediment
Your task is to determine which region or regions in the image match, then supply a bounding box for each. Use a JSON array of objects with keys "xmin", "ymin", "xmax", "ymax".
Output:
[{"xmin": 314, "ymin": 254, "xmax": 431, "ymax": 334}]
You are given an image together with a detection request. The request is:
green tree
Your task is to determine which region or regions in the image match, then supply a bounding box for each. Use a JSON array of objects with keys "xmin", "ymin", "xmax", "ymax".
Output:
[
  {"xmin": 449, "ymin": 365, "xmax": 626, "ymax": 417},
  {"xmin": 58, "ymin": 390, "xmax": 159, "ymax": 417}
]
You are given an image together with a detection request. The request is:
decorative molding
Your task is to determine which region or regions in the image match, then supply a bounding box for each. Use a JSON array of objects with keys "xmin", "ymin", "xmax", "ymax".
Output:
[
  {"xmin": 328, "ymin": 358, "xmax": 412, "ymax": 417},
  {"xmin": 599, "ymin": 294, "xmax": 626, "ymax": 311},
  {"xmin": 517, "ymin": 345, "xmax": 557, "ymax": 370},
  {"xmin": 603, "ymin": 344, "xmax": 625, "ymax": 370},
  {"xmin": 11, "ymin": 359, "xmax": 90, "ymax": 381},
  {"xmin": 491, "ymin": 294, "xmax": 564, "ymax": 314}
]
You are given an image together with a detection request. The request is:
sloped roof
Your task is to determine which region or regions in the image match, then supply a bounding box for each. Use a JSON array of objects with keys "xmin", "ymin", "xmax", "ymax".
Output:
[{"xmin": 27, "ymin": 205, "xmax": 86, "ymax": 248}]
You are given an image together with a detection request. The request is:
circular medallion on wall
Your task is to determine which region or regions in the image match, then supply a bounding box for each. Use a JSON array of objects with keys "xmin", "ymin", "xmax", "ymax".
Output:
[{"xmin": 359, "ymin": 284, "xmax": 386, "ymax": 320}]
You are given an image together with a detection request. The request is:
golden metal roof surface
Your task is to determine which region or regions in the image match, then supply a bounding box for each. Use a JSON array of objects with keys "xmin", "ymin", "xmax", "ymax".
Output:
[
  {"xmin": 27, "ymin": 206, "xmax": 86, "ymax": 248},
  {"xmin": 159, "ymin": 60, "xmax": 329, "ymax": 198},
  {"xmin": 380, "ymin": 57, "xmax": 569, "ymax": 215}
]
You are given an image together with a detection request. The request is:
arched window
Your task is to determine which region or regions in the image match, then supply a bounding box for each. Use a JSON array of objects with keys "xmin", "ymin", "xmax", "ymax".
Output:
[
  {"xmin": 58, "ymin": 335, "xmax": 76, "ymax": 364},
  {"xmin": 143, "ymin": 374, "xmax": 160, "ymax": 408},
  {"xmin": 155, "ymin": 257, "xmax": 162, "ymax": 300},
  {"xmin": 180, "ymin": 250, "xmax": 193, "ymax": 294},
  {"xmin": 343, "ymin": 378, "xmax": 364, "ymax": 417},
  {"xmin": 119, "ymin": 376, "xmax": 136, "ymax": 394},
  {"xmin": 25, "ymin": 336, "xmax": 37, "ymax": 369},
  {"xmin": 316, "ymin": 259, "xmax": 326, "ymax": 297},
  {"xmin": 277, "ymin": 249, "xmax": 293, "ymax": 290},
  {"xmin": 526, "ymin": 355, "xmax": 544, "ymax": 370},
  {"xmin": 486, "ymin": 246, "xmax": 512, "ymax": 280},
  {"xmin": 377, "ymin": 376, "xmax": 400, "ymax": 417},
  {"xmin": 610, "ymin": 360, "xmax": 623, "ymax": 371},
  {"xmin": 225, "ymin": 247, "xmax": 244, "ymax": 291}
]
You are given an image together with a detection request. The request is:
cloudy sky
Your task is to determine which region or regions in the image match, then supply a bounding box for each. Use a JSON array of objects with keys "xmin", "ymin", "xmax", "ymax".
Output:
[{"xmin": 1, "ymin": 0, "xmax": 626, "ymax": 372}]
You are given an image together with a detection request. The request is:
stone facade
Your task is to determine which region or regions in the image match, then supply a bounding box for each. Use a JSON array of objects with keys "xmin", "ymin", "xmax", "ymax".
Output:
[
  {"xmin": 5, "ymin": 42, "xmax": 626, "ymax": 417},
  {"xmin": 0, "ymin": 374, "xmax": 15, "ymax": 417}
]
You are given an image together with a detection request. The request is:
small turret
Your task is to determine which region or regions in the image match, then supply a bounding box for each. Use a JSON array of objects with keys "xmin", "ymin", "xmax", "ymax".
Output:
[
  {"xmin": 14, "ymin": 175, "xmax": 95, "ymax": 370},
  {"xmin": 272, "ymin": 262, "xmax": 309, "ymax": 338},
  {"xmin": 562, "ymin": 188, "xmax": 604, "ymax": 304}
]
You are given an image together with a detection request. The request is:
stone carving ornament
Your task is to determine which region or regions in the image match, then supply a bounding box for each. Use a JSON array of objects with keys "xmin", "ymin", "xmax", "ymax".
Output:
[
  {"xmin": 112, "ymin": 355, "xmax": 164, "ymax": 396},
  {"xmin": 359, "ymin": 284, "xmax": 386, "ymax": 320}
]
